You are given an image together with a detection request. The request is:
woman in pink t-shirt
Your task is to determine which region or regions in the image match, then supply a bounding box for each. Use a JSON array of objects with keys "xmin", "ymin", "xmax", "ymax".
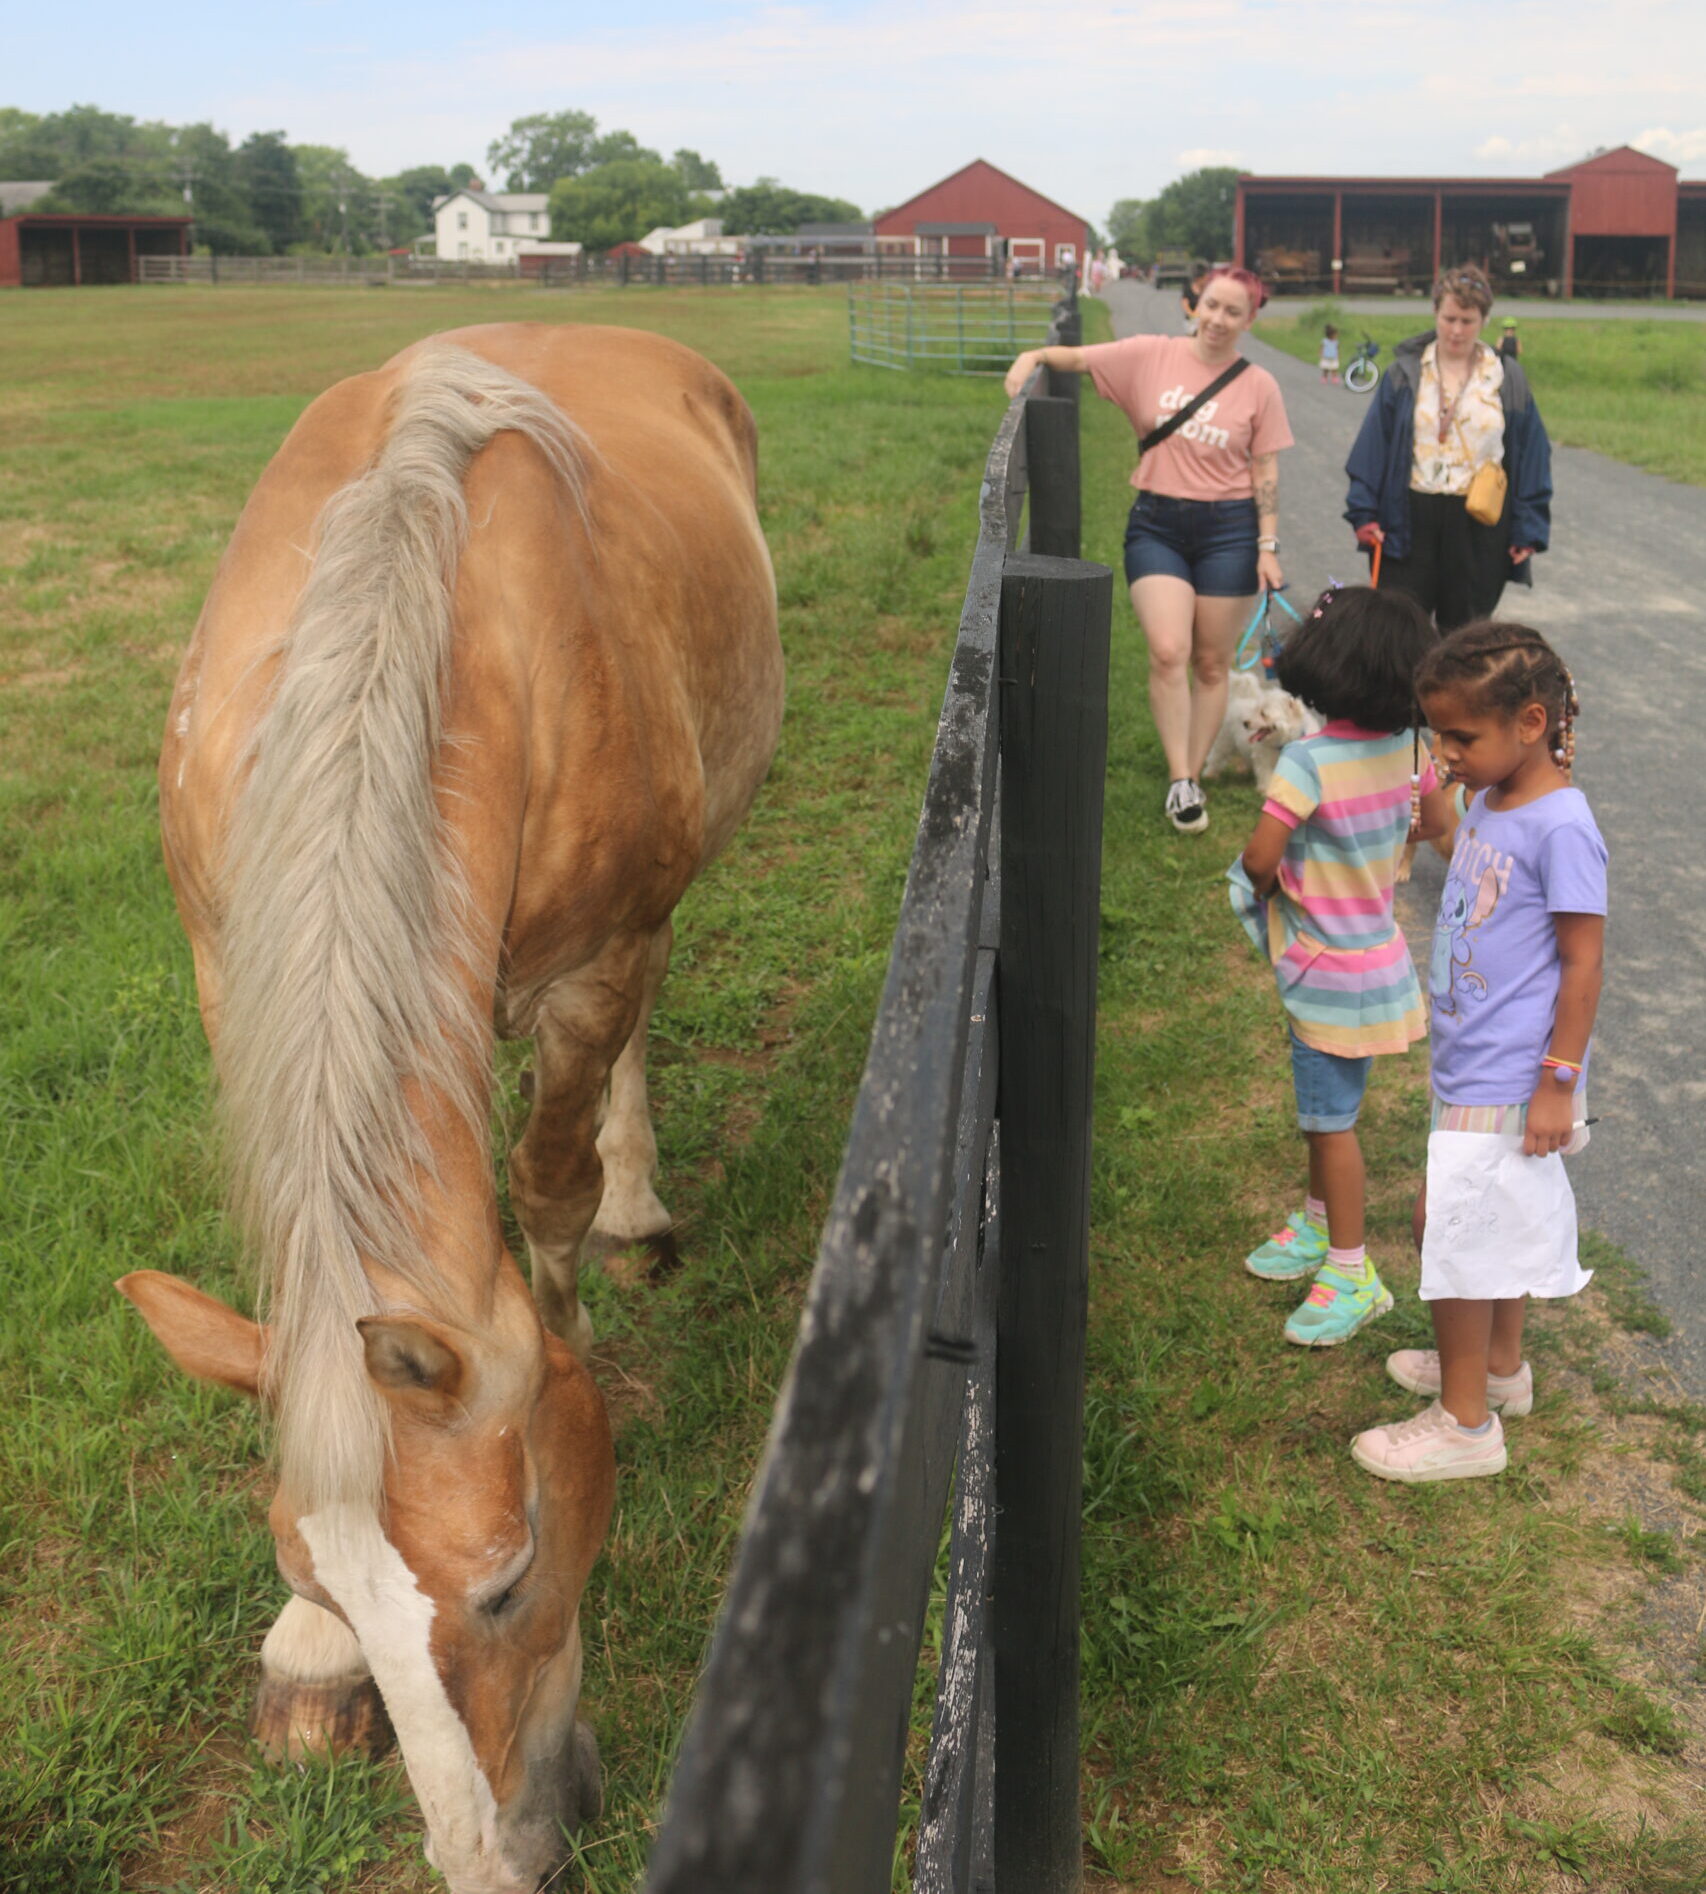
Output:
[{"xmin": 1005, "ymin": 267, "xmax": 1293, "ymax": 833}]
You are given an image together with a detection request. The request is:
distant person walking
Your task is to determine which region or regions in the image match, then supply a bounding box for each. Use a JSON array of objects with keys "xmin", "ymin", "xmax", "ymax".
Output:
[
  {"xmin": 1345, "ymin": 266, "xmax": 1553, "ymax": 631},
  {"xmin": 1004, "ymin": 267, "xmax": 1293, "ymax": 832}
]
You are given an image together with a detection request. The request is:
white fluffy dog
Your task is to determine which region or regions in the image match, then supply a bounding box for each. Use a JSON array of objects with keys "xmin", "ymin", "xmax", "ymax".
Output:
[{"xmin": 1201, "ymin": 668, "xmax": 1320, "ymax": 794}]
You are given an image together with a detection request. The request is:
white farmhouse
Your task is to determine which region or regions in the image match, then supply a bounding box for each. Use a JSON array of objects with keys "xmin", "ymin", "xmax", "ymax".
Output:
[{"xmin": 432, "ymin": 187, "xmax": 553, "ymax": 262}]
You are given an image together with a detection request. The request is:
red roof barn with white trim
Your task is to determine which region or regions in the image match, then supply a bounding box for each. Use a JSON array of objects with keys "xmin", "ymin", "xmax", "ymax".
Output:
[{"xmin": 873, "ymin": 159, "xmax": 1089, "ymax": 277}]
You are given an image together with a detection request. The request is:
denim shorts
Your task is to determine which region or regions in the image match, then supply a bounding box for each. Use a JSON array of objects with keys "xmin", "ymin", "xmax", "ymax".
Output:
[
  {"xmin": 1123, "ymin": 493, "xmax": 1259, "ymax": 596},
  {"xmin": 1289, "ymin": 1028, "xmax": 1372, "ymax": 1133}
]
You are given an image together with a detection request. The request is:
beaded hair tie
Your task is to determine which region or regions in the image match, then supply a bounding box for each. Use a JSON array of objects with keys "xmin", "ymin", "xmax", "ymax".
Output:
[
  {"xmin": 1408, "ymin": 723, "xmax": 1423, "ymax": 836},
  {"xmin": 1553, "ymin": 665, "xmax": 1580, "ymax": 780}
]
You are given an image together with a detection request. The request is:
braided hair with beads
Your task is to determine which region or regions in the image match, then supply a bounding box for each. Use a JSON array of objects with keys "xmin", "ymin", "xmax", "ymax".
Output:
[{"xmin": 1413, "ymin": 619, "xmax": 1579, "ymax": 781}]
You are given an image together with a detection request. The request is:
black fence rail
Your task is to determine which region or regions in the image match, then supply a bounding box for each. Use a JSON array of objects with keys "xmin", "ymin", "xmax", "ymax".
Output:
[{"xmin": 642, "ymin": 293, "xmax": 1111, "ymax": 1893}]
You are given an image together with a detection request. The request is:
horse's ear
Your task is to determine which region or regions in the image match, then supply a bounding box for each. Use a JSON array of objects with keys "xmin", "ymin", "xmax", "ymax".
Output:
[
  {"xmin": 358, "ymin": 1316, "xmax": 468, "ymax": 1419},
  {"xmin": 117, "ymin": 1271, "xmax": 265, "ymax": 1397}
]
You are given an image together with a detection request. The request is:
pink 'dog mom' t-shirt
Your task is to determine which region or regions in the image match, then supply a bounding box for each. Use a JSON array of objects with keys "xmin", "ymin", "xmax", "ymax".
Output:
[{"xmin": 1080, "ymin": 334, "xmax": 1293, "ymax": 501}]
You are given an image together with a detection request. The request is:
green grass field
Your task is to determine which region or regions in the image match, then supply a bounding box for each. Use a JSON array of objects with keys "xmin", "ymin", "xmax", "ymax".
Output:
[
  {"xmin": 4, "ymin": 284, "xmax": 1705, "ymax": 1892},
  {"xmin": 1259, "ymin": 301, "xmax": 1706, "ymax": 486}
]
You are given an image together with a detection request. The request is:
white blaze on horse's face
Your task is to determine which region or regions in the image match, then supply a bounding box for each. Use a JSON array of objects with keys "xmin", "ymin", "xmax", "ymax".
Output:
[
  {"xmin": 118, "ymin": 1266, "xmax": 611, "ymax": 1894},
  {"xmin": 270, "ymin": 1299, "xmax": 612, "ymax": 1894}
]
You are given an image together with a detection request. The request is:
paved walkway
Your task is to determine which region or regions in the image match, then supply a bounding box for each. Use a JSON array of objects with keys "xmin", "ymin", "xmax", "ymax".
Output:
[{"xmin": 1100, "ymin": 280, "xmax": 1706, "ymax": 1398}]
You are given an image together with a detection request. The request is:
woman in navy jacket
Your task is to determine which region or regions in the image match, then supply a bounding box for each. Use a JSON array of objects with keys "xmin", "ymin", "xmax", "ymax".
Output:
[{"xmin": 1344, "ymin": 266, "xmax": 1552, "ymax": 630}]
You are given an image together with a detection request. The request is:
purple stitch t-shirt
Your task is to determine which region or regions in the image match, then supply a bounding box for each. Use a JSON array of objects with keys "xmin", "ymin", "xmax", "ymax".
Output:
[{"xmin": 1429, "ymin": 786, "xmax": 1608, "ymax": 1105}]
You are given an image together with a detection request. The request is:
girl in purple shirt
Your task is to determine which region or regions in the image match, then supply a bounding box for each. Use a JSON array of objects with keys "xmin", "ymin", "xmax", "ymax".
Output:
[{"xmin": 1353, "ymin": 622, "xmax": 1607, "ymax": 1485}]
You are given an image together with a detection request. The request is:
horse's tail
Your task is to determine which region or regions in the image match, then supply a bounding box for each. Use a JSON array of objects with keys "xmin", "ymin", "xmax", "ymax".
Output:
[{"xmin": 219, "ymin": 344, "xmax": 588, "ymax": 1516}]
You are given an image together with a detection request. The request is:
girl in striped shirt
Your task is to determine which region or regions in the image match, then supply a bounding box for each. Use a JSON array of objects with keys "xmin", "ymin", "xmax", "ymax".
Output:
[{"xmin": 1230, "ymin": 586, "xmax": 1449, "ymax": 1346}]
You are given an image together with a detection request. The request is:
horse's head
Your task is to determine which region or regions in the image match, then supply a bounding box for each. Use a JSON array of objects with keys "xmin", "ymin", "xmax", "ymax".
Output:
[{"xmin": 118, "ymin": 1267, "xmax": 614, "ymax": 1894}]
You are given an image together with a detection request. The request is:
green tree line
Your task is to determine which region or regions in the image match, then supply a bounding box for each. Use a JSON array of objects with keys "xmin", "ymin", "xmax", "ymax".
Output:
[
  {"xmin": 0, "ymin": 103, "xmax": 859, "ymax": 255},
  {"xmin": 1104, "ymin": 166, "xmax": 1239, "ymax": 267}
]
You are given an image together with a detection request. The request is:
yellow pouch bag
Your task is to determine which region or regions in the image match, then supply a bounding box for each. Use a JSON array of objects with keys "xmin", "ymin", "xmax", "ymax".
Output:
[{"xmin": 1457, "ymin": 419, "xmax": 1508, "ymax": 525}]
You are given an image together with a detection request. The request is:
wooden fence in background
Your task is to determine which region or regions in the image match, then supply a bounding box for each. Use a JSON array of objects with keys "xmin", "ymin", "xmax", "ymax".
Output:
[
  {"xmin": 641, "ymin": 292, "xmax": 1111, "ymax": 1893},
  {"xmin": 135, "ymin": 252, "xmax": 1067, "ymax": 290}
]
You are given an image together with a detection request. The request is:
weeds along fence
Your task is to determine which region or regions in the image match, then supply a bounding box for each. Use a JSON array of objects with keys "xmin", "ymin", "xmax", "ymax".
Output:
[
  {"xmin": 135, "ymin": 252, "xmax": 1066, "ymax": 290},
  {"xmin": 642, "ymin": 291, "xmax": 1112, "ymax": 1894},
  {"xmin": 848, "ymin": 282, "xmax": 1065, "ymax": 374}
]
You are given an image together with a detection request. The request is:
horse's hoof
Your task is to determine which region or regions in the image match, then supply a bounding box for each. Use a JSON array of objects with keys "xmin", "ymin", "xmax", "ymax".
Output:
[
  {"xmin": 250, "ymin": 1674, "xmax": 394, "ymax": 1762},
  {"xmin": 641, "ymin": 1228, "xmax": 681, "ymax": 1284},
  {"xmin": 584, "ymin": 1226, "xmax": 680, "ymax": 1285}
]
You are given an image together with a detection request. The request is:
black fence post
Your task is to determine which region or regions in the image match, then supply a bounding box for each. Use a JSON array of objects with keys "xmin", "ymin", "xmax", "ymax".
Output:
[
  {"xmin": 993, "ymin": 551, "xmax": 1111, "ymax": 1894},
  {"xmin": 1023, "ymin": 397, "xmax": 1080, "ymax": 561}
]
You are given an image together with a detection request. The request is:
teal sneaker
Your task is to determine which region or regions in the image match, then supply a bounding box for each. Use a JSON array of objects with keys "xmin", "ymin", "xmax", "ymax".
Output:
[
  {"xmin": 1245, "ymin": 1211, "xmax": 1329, "ymax": 1282},
  {"xmin": 1283, "ymin": 1260, "xmax": 1394, "ymax": 1347}
]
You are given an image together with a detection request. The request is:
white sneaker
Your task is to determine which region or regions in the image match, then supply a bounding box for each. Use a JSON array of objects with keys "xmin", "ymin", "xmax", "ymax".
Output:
[
  {"xmin": 1164, "ymin": 778, "xmax": 1208, "ymax": 833},
  {"xmin": 1385, "ymin": 1350, "xmax": 1534, "ymax": 1417},
  {"xmin": 1352, "ymin": 1402, "xmax": 1507, "ymax": 1483}
]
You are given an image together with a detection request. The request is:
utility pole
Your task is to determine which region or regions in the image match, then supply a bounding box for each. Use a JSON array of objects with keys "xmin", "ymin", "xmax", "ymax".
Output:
[{"xmin": 176, "ymin": 163, "xmax": 196, "ymax": 252}]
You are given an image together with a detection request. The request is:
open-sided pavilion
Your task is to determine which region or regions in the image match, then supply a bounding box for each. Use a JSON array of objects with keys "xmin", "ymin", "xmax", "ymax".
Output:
[{"xmin": 1235, "ymin": 146, "xmax": 1706, "ymax": 300}]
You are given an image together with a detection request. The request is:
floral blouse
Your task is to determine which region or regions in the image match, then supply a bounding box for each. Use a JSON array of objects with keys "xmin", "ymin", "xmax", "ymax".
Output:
[{"xmin": 1410, "ymin": 342, "xmax": 1505, "ymax": 496}]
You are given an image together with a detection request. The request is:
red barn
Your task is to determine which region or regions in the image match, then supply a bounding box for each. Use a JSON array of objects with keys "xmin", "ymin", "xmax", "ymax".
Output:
[
  {"xmin": 873, "ymin": 159, "xmax": 1089, "ymax": 278},
  {"xmin": 0, "ymin": 212, "xmax": 192, "ymax": 288}
]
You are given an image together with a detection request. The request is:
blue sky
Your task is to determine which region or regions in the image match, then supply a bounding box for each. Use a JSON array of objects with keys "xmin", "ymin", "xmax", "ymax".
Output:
[{"xmin": 9, "ymin": 1, "xmax": 1705, "ymax": 219}]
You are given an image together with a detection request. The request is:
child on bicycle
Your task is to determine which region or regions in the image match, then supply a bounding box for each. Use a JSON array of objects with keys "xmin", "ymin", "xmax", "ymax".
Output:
[
  {"xmin": 1353, "ymin": 621, "xmax": 1606, "ymax": 1481},
  {"xmin": 1319, "ymin": 323, "xmax": 1341, "ymax": 383},
  {"xmin": 1229, "ymin": 585, "xmax": 1447, "ymax": 1346}
]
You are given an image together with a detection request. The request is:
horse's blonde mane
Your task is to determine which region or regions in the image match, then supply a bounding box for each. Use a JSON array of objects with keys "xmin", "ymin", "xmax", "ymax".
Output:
[{"xmin": 218, "ymin": 343, "xmax": 588, "ymax": 1516}]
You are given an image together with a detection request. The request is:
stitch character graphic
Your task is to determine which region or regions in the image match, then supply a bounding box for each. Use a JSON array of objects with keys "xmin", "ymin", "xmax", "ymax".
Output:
[{"xmin": 1431, "ymin": 859, "xmax": 1502, "ymax": 1014}]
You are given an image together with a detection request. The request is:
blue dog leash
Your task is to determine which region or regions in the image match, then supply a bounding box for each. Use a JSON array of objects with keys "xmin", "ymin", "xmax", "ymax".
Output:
[{"xmin": 1234, "ymin": 586, "xmax": 1303, "ymax": 674}]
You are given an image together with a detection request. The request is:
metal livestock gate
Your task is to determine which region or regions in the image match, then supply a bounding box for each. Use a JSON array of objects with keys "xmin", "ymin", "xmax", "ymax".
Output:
[
  {"xmin": 641, "ymin": 294, "xmax": 1112, "ymax": 1893},
  {"xmin": 847, "ymin": 282, "xmax": 1066, "ymax": 375}
]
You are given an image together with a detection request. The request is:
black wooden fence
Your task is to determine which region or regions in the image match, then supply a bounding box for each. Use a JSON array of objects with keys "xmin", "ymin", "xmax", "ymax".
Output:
[{"xmin": 642, "ymin": 293, "xmax": 1112, "ymax": 1894}]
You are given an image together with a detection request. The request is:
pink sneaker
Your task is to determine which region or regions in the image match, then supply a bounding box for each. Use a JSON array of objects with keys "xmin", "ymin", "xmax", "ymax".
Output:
[
  {"xmin": 1351, "ymin": 1402, "xmax": 1507, "ymax": 1483},
  {"xmin": 1385, "ymin": 1350, "xmax": 1533, "ymax": 1417}
]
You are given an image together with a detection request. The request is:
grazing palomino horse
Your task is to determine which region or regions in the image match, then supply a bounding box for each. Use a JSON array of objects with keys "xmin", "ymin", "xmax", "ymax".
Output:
[{"xmin": 118, "ymin": 324, "xmax": 783, "ymax": 1893}]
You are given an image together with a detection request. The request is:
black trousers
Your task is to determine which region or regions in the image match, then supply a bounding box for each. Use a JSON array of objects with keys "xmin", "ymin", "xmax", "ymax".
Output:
[{"xmin": 1379, "ymin": 488, "xmax": 1510, "ymax": 631}]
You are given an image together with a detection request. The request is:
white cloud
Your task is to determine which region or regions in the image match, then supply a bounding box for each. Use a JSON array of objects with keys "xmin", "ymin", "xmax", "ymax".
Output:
[
  {"xmin": 1176, "ymin": 148, "xmax": 1241, "ymax": 168},
  {"xmin": 1470, "ymin": 126, "xmax": 1589, "ymax": 169},
  {"xmin": 1632, "ymin": 124, "xmax": 1706, "ymax": 164}
]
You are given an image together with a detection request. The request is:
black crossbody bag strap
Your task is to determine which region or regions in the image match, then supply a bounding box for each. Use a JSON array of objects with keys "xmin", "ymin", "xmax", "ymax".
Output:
[{"xmin": 1137, "ymin": 356, "xmax": 1252, "ymax": 455}]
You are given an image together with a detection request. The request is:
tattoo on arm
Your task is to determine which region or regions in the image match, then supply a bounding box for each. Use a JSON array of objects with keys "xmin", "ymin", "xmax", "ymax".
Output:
[{"xmin": 1252, "ymin": 455, "xmax": 1278, "ymax": 528}]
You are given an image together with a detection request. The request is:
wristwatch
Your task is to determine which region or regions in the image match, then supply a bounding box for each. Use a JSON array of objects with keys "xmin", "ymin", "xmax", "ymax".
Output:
[{"xmin": 1257, "ymin": 537, "xmax": 1279, "ymax": 551}]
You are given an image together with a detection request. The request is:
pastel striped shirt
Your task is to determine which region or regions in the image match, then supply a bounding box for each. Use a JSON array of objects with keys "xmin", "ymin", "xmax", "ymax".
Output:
[{"xmin": 1227, "ymin": 721, "xmax": 1436, "ymax": 1057}]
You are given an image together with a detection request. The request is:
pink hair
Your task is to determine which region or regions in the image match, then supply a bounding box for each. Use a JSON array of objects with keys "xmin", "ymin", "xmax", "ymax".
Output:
[{"xmin": 1201, "ymin": 265, "xmax": 1266, "ymax": 313}]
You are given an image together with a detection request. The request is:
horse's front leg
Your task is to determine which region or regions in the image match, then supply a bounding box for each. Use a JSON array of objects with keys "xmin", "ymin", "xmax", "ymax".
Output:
[
  {"xmin": 251, "ymin": 1594, "xmax": 389, "ymax": 1761},
  {"xmin": 510, "ymin": 932, "xmax": 653, "ymax": 1356}
]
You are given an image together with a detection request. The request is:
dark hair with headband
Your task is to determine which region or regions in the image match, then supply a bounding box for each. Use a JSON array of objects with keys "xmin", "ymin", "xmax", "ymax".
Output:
[
  {"xmin": 1432, "ymin": 265, "xmax": 1493, "ymax": 315},
  {"xmin": 1273, "ymin": 584, "xmax": 1439, "ymax": 733},
  {"xmin": 1414, "ymin": 620, "xmax": 1580, "ymax": 778}
]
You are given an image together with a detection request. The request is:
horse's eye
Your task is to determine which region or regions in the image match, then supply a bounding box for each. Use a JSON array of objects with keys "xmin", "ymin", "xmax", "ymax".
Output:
[{"xmin": 484, "ymin": 1579, "xmax": 524, "ymax": 1617}]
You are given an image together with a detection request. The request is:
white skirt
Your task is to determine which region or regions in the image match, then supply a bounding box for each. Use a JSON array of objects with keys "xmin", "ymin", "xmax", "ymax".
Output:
[{"xmin": 1420, "ymin": 1127, "xmax": 1592, "ymax": 1301}]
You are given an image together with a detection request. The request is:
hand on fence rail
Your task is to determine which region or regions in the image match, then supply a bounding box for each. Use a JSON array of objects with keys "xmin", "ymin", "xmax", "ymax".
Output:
[{"xmin": 1003, "ymin": 344, "xmax": 1088, "ymax": 399}]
